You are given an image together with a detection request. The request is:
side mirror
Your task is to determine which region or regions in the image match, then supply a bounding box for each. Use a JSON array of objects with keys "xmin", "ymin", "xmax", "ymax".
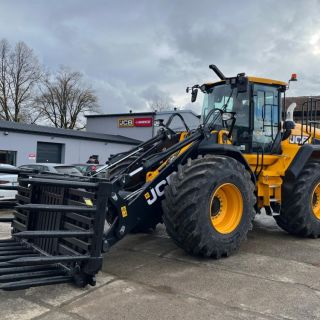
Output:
[
  {"xmin": 236, "ymin": 75, "xmax": 248, "ymax": 93},
  {"xmin": 283, "ymin": 120, "xmax": 295, "ymax": 130},
  {"xmin": 186, "ymin": 85, "xmax": 199, "ymax": 103},
  {"xmin": 282, "ymin": 120, "xmax": 295, "ymax": 141},
  {"xmin": 191, "ymin": 88, "xmax": 198, "ymax": 103}
]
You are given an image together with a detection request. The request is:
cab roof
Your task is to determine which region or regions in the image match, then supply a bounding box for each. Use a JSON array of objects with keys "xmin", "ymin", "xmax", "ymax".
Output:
[
  {"xmin": 247, "ymin": 76, "xmax": 287, "ymax": 86},
  {"xmin": 204, "ymin": 76, "xmax": 287, "ymax": 87}
]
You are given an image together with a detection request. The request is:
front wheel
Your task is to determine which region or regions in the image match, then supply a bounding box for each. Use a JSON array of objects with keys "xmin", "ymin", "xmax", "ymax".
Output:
[{"xmin": 162, "ymin": 155, "xmax": 256, "ymax": 258}]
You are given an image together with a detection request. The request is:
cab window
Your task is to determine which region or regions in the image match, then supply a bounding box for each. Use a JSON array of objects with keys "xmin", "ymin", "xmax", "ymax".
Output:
[
  {"xmin": 252, "ymin": 84, "xmax": 280, "ymax": 153},
  {"xmin": 202, "ymin": 85, "xmax": 249, "ymax": 127}
]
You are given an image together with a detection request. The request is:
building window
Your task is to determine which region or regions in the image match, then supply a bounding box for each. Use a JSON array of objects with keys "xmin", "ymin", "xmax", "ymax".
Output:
[{"xmin": 0, "ymin": 150, "xmax": 17, "ymax": 165}]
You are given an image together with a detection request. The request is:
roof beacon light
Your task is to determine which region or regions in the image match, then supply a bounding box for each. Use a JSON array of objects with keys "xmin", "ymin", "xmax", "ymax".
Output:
[
  {"xmin": 290, "ymin": 73, "xmax": 297, "ymax": 81},
  {"xmin": 287, "ymin": 73, "xmax": 298, "ymax": 89}
]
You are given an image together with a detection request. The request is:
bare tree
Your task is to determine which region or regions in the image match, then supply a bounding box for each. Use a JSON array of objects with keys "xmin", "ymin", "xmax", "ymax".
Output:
[
  {"xmin": 142, "ymin": 86, "xmax": 176, "ymax": 112},
  {"xmin": 35, "ymin": 68, "xmax": 98, "ymax": 129},
  {"xmin": 0, "ymin": 39, "xmax": 43, "ymax": 122},
  {"xmin": 0, "ymin": 39, "xmax": 10, "ymax": 120},
  {"xmin": 148, "ymin": 96, "xmax": 173, "ymax": 112}
]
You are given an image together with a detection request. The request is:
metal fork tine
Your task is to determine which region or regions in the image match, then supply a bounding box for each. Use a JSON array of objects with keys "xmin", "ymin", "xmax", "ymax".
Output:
[
  {"xmin": 0, "ymin": 254, "xmax": 39, "ymax": 263},
  {"xmin": 0, "ymin": 269, "xmax": 66, "ymax": 283},
  {"xmin": 0, "ymin": 265, "xmax": 57, "ymax": 274},
  {"xmin": 0, "ymin": 275, "xmax": 73, "ymax": 291},
  {"xmin": 0, "ymin": 250, "xmax": 35, "ymax": 256}
]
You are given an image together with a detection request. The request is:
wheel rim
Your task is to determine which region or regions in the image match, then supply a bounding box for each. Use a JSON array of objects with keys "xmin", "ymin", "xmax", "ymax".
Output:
[
  {"xmin": 209, "ymin": 183, "xmax": 243, "ymax": 234},
  {"xmin": 311, "ymin": 183, "xmax": 320, "ymax": 220}
]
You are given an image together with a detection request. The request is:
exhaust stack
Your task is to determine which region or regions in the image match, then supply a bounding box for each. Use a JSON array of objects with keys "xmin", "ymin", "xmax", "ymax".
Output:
[{"xmin": 209, "ymin": 65, "xmax": 226, "ymax": 80}]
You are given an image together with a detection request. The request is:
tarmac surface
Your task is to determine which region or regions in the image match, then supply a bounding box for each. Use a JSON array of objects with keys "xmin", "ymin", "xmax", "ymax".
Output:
[{"xmin": 0, "ymin": 211, "xmax": 319, "ymax": 320}]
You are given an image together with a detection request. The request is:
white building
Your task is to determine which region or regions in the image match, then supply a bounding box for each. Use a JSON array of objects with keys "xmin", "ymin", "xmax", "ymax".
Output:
[
  {"xmin": 0, "ymin": 120, "xmax": 140, "ymax": 166},
  {"xmin": 86, "ymin": 110, "xmax": 200, "ymax": 141}
]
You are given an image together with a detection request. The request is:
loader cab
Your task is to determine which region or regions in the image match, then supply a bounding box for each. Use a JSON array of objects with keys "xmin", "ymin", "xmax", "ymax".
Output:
[{"xmin": 200, "ymin": 76, "xmax": 287, "ymax": 154}]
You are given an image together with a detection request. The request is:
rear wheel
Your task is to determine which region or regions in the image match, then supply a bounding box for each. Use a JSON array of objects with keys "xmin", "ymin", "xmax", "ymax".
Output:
[
  {"xmin": 275, "ymin": 161, "xmax": 320, "ymax": 237},
  {"xmin": 162, "ymin": 155, "xmax": 255, "ymax": 258}
]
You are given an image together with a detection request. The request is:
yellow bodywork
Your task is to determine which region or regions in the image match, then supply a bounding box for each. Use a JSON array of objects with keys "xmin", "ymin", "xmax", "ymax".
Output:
[
  {"xmin": 146, "ymin": 131, "xmax": 192, "ymax": 182},
  {"xmin": 244, "ymin": 123, "xmax": 320, "ymax": 208},
  {"xmin": 146, "ymin": 122, "xmax": 320, "ymax": 210},
  {"xmin": 145, "ymin": 130, "xmax": 231, "ymax": 182},
  {"xmin": 145, "ymin": 75, "xmax": 319, "ymax": 211},
  {"xmin": 247, "ymin": 76, "xmax": 287, "ymax": 87},
  {"xmin": 204, "ymin": 76, "xmax": 287, "ymax": 88}
]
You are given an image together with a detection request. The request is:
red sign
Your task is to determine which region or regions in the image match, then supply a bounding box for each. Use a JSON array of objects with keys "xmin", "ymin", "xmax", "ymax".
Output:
[
  {"xmin": 134, "ymin": 117, "xmax": 153, "ymax": 127},
  {"xmin": 28, "ymin": 153, "xmax": 36, "ymax": 160}
]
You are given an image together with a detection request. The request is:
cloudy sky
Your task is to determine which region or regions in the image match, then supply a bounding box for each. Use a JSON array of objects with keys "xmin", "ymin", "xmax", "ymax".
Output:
[{"xmin": 1, "ymin": 0, "xmax": 320, "ymax": 114}]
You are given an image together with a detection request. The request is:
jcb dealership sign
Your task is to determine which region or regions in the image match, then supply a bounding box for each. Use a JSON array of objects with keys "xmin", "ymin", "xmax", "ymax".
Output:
[{"xmin": 118, "ymin": 117, "xmax": 153, "ymax": 128}]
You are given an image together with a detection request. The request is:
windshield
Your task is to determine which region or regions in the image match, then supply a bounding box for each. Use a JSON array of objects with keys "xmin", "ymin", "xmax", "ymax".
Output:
[{"xmin": 201, "ymin": 84, "xmax": 250, "ymax": 127}]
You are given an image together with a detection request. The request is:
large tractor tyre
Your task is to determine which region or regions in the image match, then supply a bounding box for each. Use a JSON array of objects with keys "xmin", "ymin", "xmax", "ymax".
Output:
[
  {"xmin": 162, "ymin": 155, "xmax": 256, "ymax": 258},
  {"xmin": 274, "ymin": 161, "xmax": 320, "ymax": 238}
]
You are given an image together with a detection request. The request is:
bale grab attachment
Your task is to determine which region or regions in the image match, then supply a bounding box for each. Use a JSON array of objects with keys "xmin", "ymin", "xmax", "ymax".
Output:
[{"xmin": 0, "ymin": 171, "xmax": 109, "ymax": 290}]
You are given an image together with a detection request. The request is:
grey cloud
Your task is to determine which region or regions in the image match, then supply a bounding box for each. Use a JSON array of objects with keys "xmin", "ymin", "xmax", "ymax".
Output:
[
  {"xmin": 1, "ymin": 0, "xmax": 320, "ymax": 115},
  {"xmin": 141, "ymin": 84, "xmax": 175, "ymax": 109}
]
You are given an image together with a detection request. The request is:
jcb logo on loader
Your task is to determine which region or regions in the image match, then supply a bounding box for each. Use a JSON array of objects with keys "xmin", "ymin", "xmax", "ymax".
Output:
[
  {"xmin": 145, "ymin": 177, "xmax": 170, "ymax": 205},
  {"xmin": 289, "ymin": 135, "xmax": 309, "ymax": 144}
]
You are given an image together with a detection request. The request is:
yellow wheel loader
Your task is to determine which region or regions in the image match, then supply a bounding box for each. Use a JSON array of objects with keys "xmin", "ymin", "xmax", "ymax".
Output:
[{"xmin": 0, "ymin": 65, "xmax": 319, "ymax": 290}]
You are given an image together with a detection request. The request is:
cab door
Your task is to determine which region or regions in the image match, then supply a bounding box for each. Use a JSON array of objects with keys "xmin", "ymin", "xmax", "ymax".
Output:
[{"xmin": 252, "ymin": 84, "xmax": 281, "ymax": 153}]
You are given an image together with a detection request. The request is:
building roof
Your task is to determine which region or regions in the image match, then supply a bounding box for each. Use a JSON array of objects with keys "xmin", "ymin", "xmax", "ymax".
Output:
[
  {"xmin": 85, "ymin": 112, "xmax": 155, "ymax": 118},
  {"xmin": 0, "ymin": 120, "xmax": 141, "ymax": 145},
  {"xmin": 85, "ymin": 109, "xmax": 199, "ymax": 118},
  {"xmin": 155, "ymin": 110, "xmax": 200, "ymax": 117}
]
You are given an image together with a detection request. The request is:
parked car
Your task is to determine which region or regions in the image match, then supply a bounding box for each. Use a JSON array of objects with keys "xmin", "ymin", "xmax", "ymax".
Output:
[
  {"xmin": 72, "ymin": 164, "xmax": 104, "ymax": 176},
  {"xmin": 18, "ymin": 163, "xmax": 82, "ymax": 176},
  {"xmin": 0, "ymin": 164, "xmax": 18, "ymax": 201}
]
